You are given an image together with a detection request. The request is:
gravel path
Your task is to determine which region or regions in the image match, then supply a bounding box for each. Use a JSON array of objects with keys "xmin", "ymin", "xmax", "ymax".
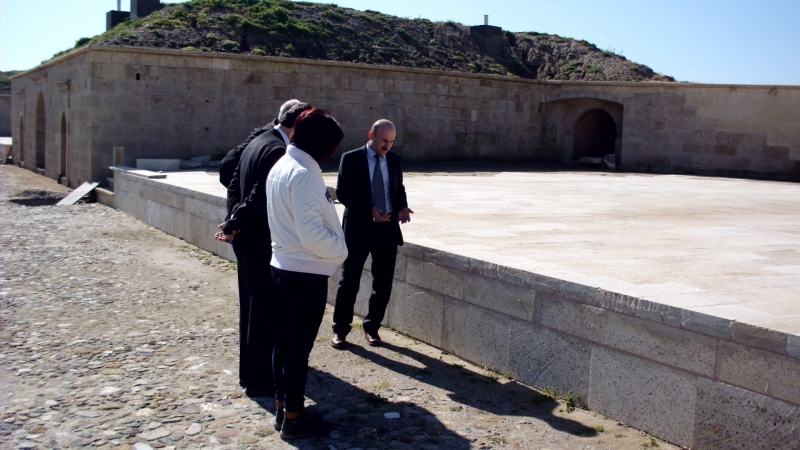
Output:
[{"xmin": 0, "ymin": 166, "xmax": 678, "ymax": 450}]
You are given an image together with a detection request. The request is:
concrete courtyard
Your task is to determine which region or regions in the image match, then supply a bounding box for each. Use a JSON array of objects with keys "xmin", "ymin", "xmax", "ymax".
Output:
[{"xmin": 378, "ymin": 168, "xmax": 800, "ymax": 334}]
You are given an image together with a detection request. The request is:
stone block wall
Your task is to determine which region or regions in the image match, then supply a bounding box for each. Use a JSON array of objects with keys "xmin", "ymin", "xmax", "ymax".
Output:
[
  {"xmin": 352, "ymin": 243, "xmax": 800, "ymax": 449},
  {"xmin": 548, "ymin": 84, "xmax": 800, "ymax": 180},
  {"xmin": 15, "ymin": 47, "xmax": 545, "ymax": 183},
  {"xmin": 114, "ymin": 168, "xmax": 800, "ymax": 449},
  {"xmin": 113, "ymin": 168, "xmax": 235, "ymax": 262},
  {"xmin": 11, "ymin": 47, "xmax": 800, "ymax": 184},
  {"xmin": 10, "ymin": 53, "xmax": 96, "ymax": 186}
]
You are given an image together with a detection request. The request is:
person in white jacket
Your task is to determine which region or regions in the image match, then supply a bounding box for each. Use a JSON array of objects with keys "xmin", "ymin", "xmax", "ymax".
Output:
[{"xmin": 266, "ymin": 109, "xmax": 347, "ymax": 440}]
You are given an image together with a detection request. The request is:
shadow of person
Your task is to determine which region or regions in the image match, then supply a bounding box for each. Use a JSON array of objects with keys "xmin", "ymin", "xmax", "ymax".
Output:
[
  {"xmin": 346, "ymin": 341, "xmax": 597, "ymax": 439},
  {"xmin": 252, "ymin": 366, "xmax": 474, "ymax": 449}
]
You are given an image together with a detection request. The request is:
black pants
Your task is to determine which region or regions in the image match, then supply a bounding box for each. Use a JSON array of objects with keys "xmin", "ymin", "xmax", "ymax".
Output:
[
  {"xmin": 271, "ymin": 267, "xmax": 329, "ymax": 413},
  {"xmin": 232, "ymin": 238, "xmax": 277, "ymax": 393},
  {"xmin": 333, "ymin": 222, "xmax": 398, "ymax": 335},
  {"xmin": 234, "ymin": 253, "xmax": 248, "ymax": 388}
]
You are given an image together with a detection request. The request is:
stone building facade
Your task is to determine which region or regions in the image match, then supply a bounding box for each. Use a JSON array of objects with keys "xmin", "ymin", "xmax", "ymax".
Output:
[
  {"xmin": 0, "ymin": 95, "xmax": 11, "ymax": 137},
  {"xmin": 10, "ymin": 46, "xmax": 800, "ymax": 186}
]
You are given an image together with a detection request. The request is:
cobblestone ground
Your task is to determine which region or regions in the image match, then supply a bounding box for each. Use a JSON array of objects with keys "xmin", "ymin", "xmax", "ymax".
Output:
[{"xmin": 0, "ymin": 166, "xmax": 679, "ymax": 450}]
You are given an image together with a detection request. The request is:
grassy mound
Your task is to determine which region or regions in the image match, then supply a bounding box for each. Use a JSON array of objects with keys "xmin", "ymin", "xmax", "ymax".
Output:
[{"xmin": 49, "ymin": 0, "xmax": 673, "ymax": 82}]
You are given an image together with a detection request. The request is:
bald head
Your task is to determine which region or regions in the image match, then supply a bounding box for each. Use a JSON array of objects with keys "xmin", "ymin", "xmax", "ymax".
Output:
[{"xmin": 368, "ymin": 119, "xmax": 396, "ymax": 156}]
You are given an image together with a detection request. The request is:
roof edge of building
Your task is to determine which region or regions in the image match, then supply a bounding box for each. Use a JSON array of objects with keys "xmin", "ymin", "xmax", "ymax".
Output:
[{"xmin": 10, "ymin": 45, "xmax": 800, "ymax": 91}]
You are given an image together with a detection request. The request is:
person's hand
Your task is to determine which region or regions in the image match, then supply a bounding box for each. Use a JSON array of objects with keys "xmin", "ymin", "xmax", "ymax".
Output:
[
  {"xmin": 398, "ymin": 208, "xmax": 414, "ymax": 224},
  {"xmin": 215, "ymin": 223, "xmax": 238, "ymax": 242},
  {"xmin": 371, "ymin": 206, "xmax": 391, "ymax": 222}
]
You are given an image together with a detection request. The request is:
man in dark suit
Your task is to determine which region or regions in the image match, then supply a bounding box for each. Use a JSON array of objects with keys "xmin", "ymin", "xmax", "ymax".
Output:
[
  {"xmin": 331, "ymin": 119, "xmax": 413, "ymax": 348},
  {"xmin": 215, "ymin": 102, "xmax": 312, "ymax": 396}
]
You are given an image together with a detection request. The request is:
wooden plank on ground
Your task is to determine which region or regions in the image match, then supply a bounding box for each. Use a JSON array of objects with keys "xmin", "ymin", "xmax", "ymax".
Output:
[{"xmin": 56, "ymin": 182, "xmax": 100, "ymax": 206}]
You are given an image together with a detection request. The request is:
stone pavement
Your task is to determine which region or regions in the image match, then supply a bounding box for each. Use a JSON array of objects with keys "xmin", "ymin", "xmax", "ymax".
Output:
[{"xmin": 0, "ymin": 165, "xmax": 677, "ymax": 450}]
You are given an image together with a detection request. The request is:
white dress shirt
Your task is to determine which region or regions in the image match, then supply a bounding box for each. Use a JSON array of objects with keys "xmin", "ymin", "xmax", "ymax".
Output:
[
  {"xmin": 274, "ymin": 126, "xmax": 290, "ymax": 147},
  {"xmin": 366, "ymin": 145, "xmax": 392, "ymax": 213}
]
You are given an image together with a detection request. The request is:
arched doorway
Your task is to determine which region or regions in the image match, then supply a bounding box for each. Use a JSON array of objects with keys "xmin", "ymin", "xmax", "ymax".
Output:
[
  {"xmin": 60, "ymin": 114, "xmax": 68, "ymax": 184},
  {"xmin": 35, "ymin": 93, "xmax": 46, "ymax": 169},
  {"xmin": 573, "ymin": 109, "xmax": 617, "ymax": 160}
]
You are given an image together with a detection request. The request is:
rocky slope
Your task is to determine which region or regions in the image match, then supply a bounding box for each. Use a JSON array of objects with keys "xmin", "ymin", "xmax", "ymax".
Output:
[{"xmin": 54, "ymin": 0, "xmax": 673, "ymax": 82}]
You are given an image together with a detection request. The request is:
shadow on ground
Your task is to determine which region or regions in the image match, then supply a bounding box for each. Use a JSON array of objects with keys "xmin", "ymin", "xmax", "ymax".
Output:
[
  {"xmin": 251, "ymin": 338, "xmax": 596, "ymax": 449},
  {"xmin": 352, "ymin": 342, "xmax": 597, "ymax": 438}
]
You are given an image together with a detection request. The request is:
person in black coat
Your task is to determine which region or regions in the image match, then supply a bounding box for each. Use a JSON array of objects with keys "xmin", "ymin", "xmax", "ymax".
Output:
[
  {"xmin": 218, "ymin": 99, "xmax": 302, "ymax": 189},
  {"xmin": 218, "ymin": 122, "xmax": 273, "ymax": 189},
  {"xmin": 331, "ymin": 119, "xmax": 414, "ymax": 348},
  {"xmin": 215, "ymin": 102, "xmax": 312, "ymax": 397}
]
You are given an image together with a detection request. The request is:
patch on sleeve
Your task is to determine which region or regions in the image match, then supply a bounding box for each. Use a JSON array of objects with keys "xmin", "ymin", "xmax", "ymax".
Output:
[{"xmin": 325, "ymin": 189, "xmax": 333, "ymax": 203}]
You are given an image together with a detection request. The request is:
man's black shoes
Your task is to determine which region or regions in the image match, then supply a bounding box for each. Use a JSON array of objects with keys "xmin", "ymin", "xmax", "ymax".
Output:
[
  {"xmin": 365, "ymin": 330, "xmax": 382, "ymax": 347},
  {"xmin": 279, "ymin": 409, "xmax": 331, "ymax": 440},
  {"xmin": 330, "ymin": 333, "xmax": 347, "ymax": 349}
]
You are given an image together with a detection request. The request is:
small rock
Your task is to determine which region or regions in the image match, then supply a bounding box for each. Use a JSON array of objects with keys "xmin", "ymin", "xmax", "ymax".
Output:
[
  {"xmin": 238, "ymin": 435, "xmax": 259, "ymax": 444},
  {"xmin": 76, "ymin": 411, "xmax": 101, "ymax": 418},
  {"xmin": 384, "ymin": 412, "xmax": 400, "ymax": 419},
  {"xmin": 134, "ymin": 443, "xmax": 154, "ymax": 450},
  {"xmin": 139, "ymin": 428, "xmax": 171, "ymax": 441},
  {"xmin": 178, "ymin": 406, "xmax": 199, "ymax": 415},
  {"xmin": 134, "ymin": 379, "xmax": 150, "ymax": 386},
  {"xmin": 136, "ymin": 408, "xmax": 155, "ymax": 417},
  {"xmin": 147, "ymin": 422, "xmax": 162, "ymax": 430},
  {"xmin": 29, "ymin": 426, "xmax": 47, "ymax": 434},
  {"xmin": 100, "ymin": 386, "xmax": 122, "ymax": 396},
  {"xmin": 98, "ymin": 402, "xmax": 124, "ymax": 410},
  {"xmin": 216, "ymin": 428, "xmax": 239, "ymax": 439},
  {"xmin": 44, "ymin": 400, "xmax": 59, "ymax": 408},
  {"xmin": 184, "ymin": 423, "xmax": 202, "ymax": 436},
  {"xmin": 253, "ymin": 427, "xmax": 274, "ymax": 437}
]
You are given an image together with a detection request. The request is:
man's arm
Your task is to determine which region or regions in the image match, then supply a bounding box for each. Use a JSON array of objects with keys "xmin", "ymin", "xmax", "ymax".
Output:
[
  {"xmin": 335, "ymin": 152, "xmax": 355, "ymax": 208},
  {"xmin": 222, "ymin": 143, "xmax": 285, "ymax": 235},
  {"xmin": 225, "ymin": 163, "xmax": 242, "ymax": 221},
  {"xmin": 336, "ymin": 151, "xmax": 373, "ymax": 217}
]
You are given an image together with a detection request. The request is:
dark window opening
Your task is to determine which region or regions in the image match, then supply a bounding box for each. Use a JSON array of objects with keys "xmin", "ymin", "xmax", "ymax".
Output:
[{"xmin": 574, "ymin": 109, "xmax": 617, "ymax": 160}]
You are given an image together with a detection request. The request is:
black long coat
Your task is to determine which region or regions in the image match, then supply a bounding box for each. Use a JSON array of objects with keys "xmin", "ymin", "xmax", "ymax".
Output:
[{"xmin": 223, "ymin": 127, "xmax": 287, "ymax": 243}]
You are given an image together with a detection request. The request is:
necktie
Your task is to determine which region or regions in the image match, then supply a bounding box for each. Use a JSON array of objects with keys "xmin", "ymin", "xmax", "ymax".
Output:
[{"xmin": 372, "ymin": 154, "xmax": 386, "ymax": 213}]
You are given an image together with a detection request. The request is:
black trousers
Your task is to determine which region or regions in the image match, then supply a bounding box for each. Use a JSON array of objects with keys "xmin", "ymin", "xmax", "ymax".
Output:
[
  {"xmin": 271, "ymin": 267, "xmax": 329, "ymax": 413},
  {"xmin": 234, "ymin": 254, "xmax": 248, "ymax": 388},
  {"xmin": 232, "ymin": 238, "xmax": 277, "ymax": 393},
  {"xmin": 333, "ymin": 222, "xmax": 398, "ymax": 335}
]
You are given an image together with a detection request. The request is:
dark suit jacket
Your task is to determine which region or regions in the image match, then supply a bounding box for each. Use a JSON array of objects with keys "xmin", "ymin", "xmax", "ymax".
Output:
[
  {"xmin": 223, "ymin": 127, "xmax": 287, "ymax": 243},
  {"xmin": 336, "ymin": 146, "xmax": 408, "ymax": 246},
  {"xmin": 218, "ymin": 119, "xmax": 279, "ymax": 188}
]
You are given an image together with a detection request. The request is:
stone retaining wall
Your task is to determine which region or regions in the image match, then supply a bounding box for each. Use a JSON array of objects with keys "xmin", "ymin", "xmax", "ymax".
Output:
[{"xmin": 113, "ymin": 167, "xmax": 800, "ymax": 449}]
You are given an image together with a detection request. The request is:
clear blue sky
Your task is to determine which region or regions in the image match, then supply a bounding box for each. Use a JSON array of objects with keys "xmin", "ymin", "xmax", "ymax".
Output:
[{"xmin": 1, "ymin": 0, "xmax": 798, "ymax": 85}]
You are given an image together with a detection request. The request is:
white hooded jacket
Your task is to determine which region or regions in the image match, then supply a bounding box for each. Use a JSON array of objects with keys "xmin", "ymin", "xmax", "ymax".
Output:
[{"xmin": 267, "ymin": 145, "xmax": 348, "ymax": 276}]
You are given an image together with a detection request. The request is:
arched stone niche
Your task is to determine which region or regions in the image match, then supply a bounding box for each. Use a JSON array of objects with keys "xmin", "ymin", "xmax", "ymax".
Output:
[{"xmin": 545, "ymin": 95, "xmax": 624, "ymax": 165}]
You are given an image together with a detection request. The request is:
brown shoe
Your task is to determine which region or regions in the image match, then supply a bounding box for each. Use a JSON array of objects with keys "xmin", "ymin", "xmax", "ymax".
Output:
[
  {"xmin": 330, "ymin": 333, "xmax": 347, "ymax": 349},
  {"xmin": 364, "ymin": 330, "xmax": 382, "ymax": 347}
]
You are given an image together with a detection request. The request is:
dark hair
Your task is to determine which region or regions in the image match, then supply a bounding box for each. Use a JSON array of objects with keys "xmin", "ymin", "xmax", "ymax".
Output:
[
  {"xmin": 290, "ymin": 109, "xmax": 344, "ymax": 163},
  {"xmin": 279, "ymin": 102, "xmax": 313, "ymax": 128}
]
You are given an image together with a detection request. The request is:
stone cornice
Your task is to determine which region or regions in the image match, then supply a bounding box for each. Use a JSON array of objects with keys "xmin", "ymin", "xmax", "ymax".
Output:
[{"xmin": 10, "ymin": 45, "xmax": 800, "ymax": 91}]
